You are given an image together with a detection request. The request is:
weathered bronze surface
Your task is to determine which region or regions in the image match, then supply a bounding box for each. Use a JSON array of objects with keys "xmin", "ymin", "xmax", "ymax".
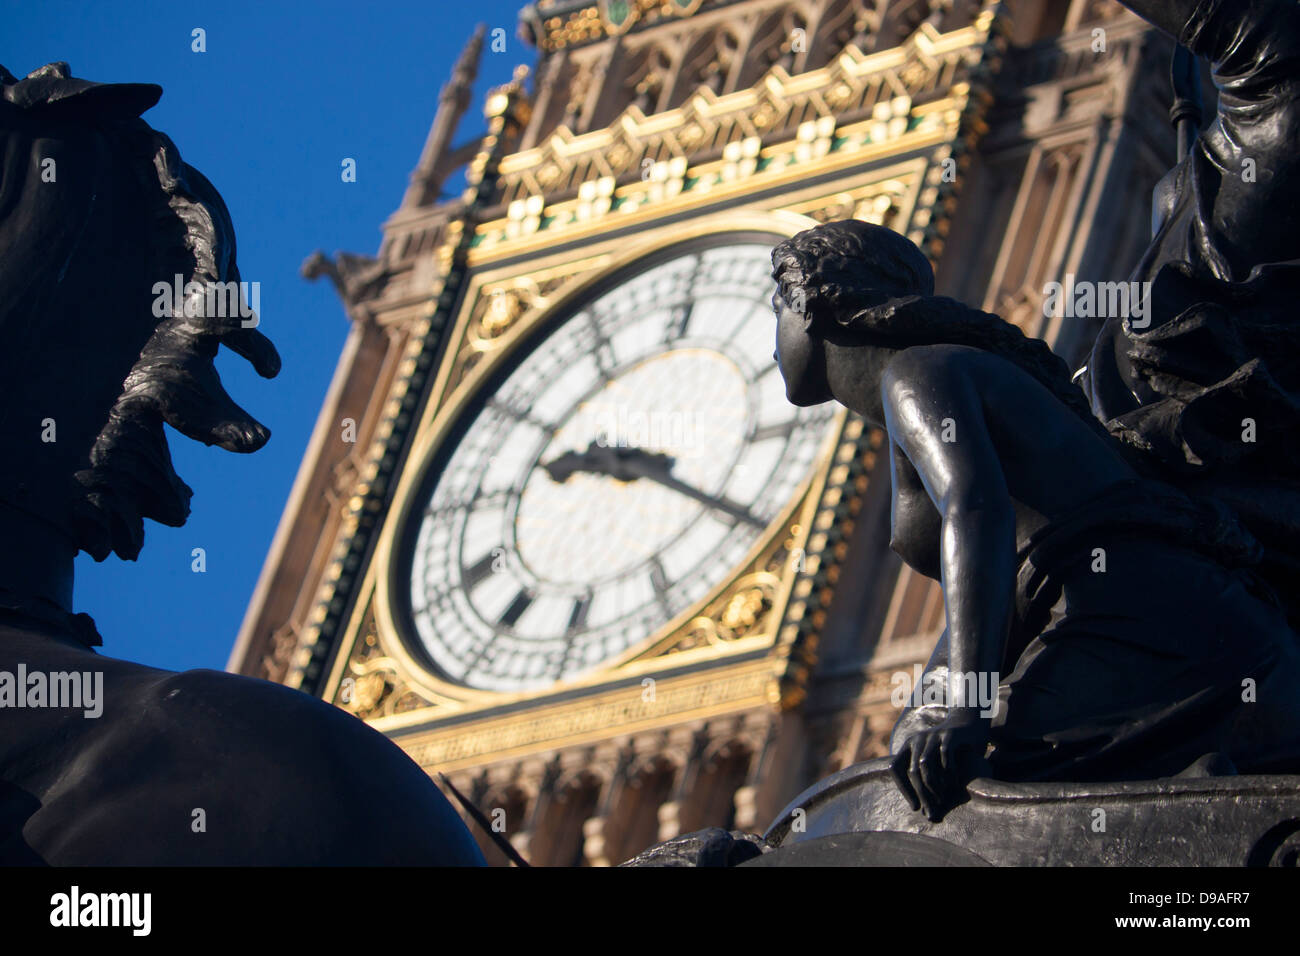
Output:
[{"xmin": 628, "ymin": 0, "xmax": 1300, "ymax": 866}]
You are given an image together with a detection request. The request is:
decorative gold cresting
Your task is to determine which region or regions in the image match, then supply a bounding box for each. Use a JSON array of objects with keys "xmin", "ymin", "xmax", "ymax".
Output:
[
  {"xmin": 533, "ymin": 0, "xmax": 709, "ymax": 51},
  {"xmin": 473, "ymin": 14, "xmax": 998, "ymax": 261}
]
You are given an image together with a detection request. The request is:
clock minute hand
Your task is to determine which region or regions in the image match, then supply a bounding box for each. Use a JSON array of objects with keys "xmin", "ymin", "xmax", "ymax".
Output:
[
  {"xmin": 543, "ymin": 441, "xmax": 766, "ymax": 529},
  {"xmin": 649, "ymin": 468, "xmax": 767, "ymax": 530}
]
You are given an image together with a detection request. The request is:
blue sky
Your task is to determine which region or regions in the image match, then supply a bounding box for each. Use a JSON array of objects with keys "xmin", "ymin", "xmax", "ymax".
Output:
[{"xmin": 3, "ymin": 0, "xmax": 529, "ymax": 671}]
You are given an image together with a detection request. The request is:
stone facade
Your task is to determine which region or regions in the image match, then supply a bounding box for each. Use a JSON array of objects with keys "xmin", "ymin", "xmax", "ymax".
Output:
[{"xmin": 229, "ymin": 0, "xmax": 1180, "ymax": 865}]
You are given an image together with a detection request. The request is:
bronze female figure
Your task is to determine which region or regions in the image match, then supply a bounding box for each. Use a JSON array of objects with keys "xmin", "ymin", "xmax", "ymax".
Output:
[{"xmin": 771, "ymin": 220, "xmax": 1300, "ymax": 821}]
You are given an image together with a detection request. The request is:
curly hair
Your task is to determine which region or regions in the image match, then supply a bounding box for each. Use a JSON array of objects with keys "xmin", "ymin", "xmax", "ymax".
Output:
[{"xmin": 771, "ymin": 219, "xmax": 934, "ymax": 318}]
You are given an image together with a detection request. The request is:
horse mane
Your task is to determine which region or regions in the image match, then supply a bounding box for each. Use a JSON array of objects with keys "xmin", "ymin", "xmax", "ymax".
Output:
[{"xmin": 0, "ymin": 65, "xmax": 279, "ymax": 561}]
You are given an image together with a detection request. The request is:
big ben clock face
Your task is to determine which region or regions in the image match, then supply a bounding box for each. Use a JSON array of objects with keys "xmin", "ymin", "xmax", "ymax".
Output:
[{"xmin": 401, "ymin": 238, "xmax": 836, "ymax": 692}]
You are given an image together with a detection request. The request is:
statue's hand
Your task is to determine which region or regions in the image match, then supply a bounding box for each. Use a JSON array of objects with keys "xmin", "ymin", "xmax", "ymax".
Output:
[{"xmin": 889, "ymin": 710, "xmax": 991, "ymax": 822}]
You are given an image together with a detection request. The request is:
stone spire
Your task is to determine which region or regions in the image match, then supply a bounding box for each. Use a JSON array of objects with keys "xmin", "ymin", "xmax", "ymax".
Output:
[{"xmin": 402, "ymin": 23, "xmax": 486, "ymax": 208}]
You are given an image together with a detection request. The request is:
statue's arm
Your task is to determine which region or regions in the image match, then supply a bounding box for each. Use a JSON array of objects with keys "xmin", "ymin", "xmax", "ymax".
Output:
[
  {"xmin": 880, "ymin": 347, "xmax": 1015, "ymax": 704},
  {"xmin": 882, "ymin": 346, "xmax": 1015, "ymax": 819}
]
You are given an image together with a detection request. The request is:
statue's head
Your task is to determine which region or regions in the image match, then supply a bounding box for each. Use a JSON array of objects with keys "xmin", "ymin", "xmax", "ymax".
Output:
[
  {"xmin": 0, "ymin": 63, "xmax": 280, "ymax": 563},
  {"xmin": 770, "ymin": 220, "xmax": 934, "ymax": 405},
  {"xmin": 770, "ymin": 219, "xmax": 1105, "ymax": 435}
]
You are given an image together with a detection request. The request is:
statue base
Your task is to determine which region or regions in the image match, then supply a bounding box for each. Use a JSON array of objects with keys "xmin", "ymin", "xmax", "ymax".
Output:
[{"xmin": 755, "ymin": 758, "xmax": 1300, "ymax": 866}]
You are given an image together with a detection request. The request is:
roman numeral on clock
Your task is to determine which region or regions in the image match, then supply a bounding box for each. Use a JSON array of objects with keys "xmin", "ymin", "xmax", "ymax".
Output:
[
  {"xmin": 499, "ymin": 589, "xmax": 534, "ymax": 628},
  {"xmin": 462, "ymin": 551, "xmax": 498, "ymax": 589},
  {"xmin": 649, "ymin": 557, "xmax": 672, "ymax": 616},
  {"xmin": 670, "ymin": 302, "xmax": 694, "ymax": 339},
  {"xmin": 567, "ymin": 590, "xmax": 592, "ymax": 632}
]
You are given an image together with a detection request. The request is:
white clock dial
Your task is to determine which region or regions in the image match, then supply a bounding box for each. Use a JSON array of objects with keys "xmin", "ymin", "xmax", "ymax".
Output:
[{"xmin": 405, "ymin": 241, "xmax": 836, "ymax": 692}]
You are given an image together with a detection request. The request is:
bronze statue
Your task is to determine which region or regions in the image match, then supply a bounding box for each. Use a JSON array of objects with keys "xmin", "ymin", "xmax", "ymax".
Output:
[
  {"xmin": 1083, "ymin": 0, "xmax": 1300, "ymax": 628},
  {"xmin": 770, "ymin": 220, "xmax": 1300, "ymax": 821},
  {"xmin": 624, "ymin": 0, "xmax": 1300, "ymax": 867},
  {"xmin": 0, "ymin": 63, "xmax": 484, "ymax": 864}
]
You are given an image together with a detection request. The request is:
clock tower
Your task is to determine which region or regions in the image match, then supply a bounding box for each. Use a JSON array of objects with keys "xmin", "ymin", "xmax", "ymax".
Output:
[{"xmin": 230, "ymin": 0, "xmax": 1181, "ymax": 864}]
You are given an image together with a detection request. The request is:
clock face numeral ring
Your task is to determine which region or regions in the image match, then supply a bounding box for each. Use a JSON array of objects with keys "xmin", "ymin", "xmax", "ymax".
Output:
[{"xmin": 400, "ymin": 239, "xmax": 836, "ymax": 692}]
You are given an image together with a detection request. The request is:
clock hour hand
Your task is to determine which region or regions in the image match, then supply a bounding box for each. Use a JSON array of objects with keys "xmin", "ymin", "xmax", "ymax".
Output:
[
  {"xmin": 543, "ymin": 440, "xmax": 765, "ymax": 529},
  {"xmin": 543, "ymin": 441, "xmax": 675, "ymax": 484}
]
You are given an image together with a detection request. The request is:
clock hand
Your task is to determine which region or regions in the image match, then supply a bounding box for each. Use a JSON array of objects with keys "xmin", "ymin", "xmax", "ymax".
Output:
[
  {"xmin": 541, "ymin": 448, "xmax": 589, "ymax": 484},
  {"xmin": 542, "ymin": 441, "xmax": 766, "ymax": 529},
  {"xmin": 542, "ymin": 441, "xmax": 675, "ymax": 483},
  {"xmin": 654, "ymin": 474, "xmax": 767, "ymax": 529}
]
